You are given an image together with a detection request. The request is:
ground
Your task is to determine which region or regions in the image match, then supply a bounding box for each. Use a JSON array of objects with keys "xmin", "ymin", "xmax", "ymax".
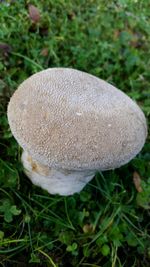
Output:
[{"xmin": 0, "ymin": 0, "xmax": 150, "ymax": 266}]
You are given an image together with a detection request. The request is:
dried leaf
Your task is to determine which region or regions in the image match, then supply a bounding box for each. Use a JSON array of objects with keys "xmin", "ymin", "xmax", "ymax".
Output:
[
  {"xmin": 113, "ymin": 30, "xmax": 120, "ymax": 39},
  {"xmin": 67, "ymin": 12, "xmax": 75, "ymax": 20},
  {"xmin": 0, "ymin": 43, "xmax": 11, "ymax": 54},
  {"xmin": 83, "ymin": 224, "xmax": 94, "ymax": 234},
  {"xmin": 28, "ymin": 5, "xmax": 40, "ymax": 23},
  {"xmin": 39, "ymin": 25, "xmax": 49, "ymax": 36},
  {"xmin": 41, "ymin": 48, "xmax": 49, "ymax": 57},
  {"xmin": 130, "ymin": 33, "xmax": 142, "ymax": 48},
  {"xmin": 133, "ymin": 171, "xmax": 143, "ymax": 192}
]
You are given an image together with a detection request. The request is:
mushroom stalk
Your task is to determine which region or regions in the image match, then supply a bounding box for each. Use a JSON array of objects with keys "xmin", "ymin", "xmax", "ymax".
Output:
[{"xmin": 22, "ymin": 151, "xmax": 95, "ymax": 195}]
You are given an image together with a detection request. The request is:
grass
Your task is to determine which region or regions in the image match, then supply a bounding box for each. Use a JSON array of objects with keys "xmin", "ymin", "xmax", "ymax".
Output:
[{"xmin": 0, "ymin": 0, "xmax": 150, "ymax": 266}]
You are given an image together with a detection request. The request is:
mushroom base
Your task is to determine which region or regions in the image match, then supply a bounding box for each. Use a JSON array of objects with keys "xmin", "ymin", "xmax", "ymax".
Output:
[{"xmin": 21, "ymin": 151, "xmax": 95, "ymax": 196}]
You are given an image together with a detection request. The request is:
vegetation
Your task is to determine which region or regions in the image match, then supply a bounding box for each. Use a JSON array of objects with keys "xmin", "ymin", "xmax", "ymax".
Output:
[{"xmin": 0, "ymin": 0, "xmax": 150, "ymax": 266}]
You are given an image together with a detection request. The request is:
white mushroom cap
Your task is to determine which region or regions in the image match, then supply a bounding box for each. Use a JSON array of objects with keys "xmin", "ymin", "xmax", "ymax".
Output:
[{"xmin": 7, "ymin": 68, "xmax": 147, "ymax": 171}]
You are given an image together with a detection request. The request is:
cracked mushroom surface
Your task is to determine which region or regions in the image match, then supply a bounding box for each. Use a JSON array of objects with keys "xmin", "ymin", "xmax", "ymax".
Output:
[{"xmin": 7, "ymin": 68, "xmax": 147, "ymax": 195}]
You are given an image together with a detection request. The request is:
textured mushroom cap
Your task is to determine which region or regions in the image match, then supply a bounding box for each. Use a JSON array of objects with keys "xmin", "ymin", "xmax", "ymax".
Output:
[{"xmin": 7, "ymin": 68, "xmax": 147, "ymax": 171}]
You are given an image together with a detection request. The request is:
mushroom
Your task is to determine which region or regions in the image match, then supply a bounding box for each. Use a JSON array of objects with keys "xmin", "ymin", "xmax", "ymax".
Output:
[{"xmin": 7, "ymin": 68, "xmax": 147, "ymax": 195}]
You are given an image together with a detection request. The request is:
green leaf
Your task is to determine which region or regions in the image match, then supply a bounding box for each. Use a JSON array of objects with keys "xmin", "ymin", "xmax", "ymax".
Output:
[
  {"xmin": 126, "ymin": 233, "xmax": 139, "ymax": 247},
  {"xmin": 80, "ymin": 191, "xmax": 91, "ymax": 202},
  {"xmin": 136, "ymin": 180, "xmax": 150, "ymax": 209},
  {"xmin": 101, "ymin": 244, "xmax": 110, "ymax": 256},
  {"xmin": 29, "ymin": 253, "xmax": 40, "ymax": 263},
  {"xmin": 0, "ymin": 199, "xmax": 21, "ymax": 222},
  {"xmin": 59, "ymin": 231, "xmax": 74, "ymax": 245},
  {"xmin": 10, "ymin": 205, "xmax": 21, "ymax": 215},
  {"xmin": 96, "ymin": 235, "xmax": 108, "ymax": 246},
  {"xmin": 66, "ymin": 242, "xmax": 78, "ymax": 252},
  {"xmin": 0, "ymin": 231, "xmax": 4, "ymax": 240},
  {"xmin": 4, "ymin": 211, "xmax": 13, "ymax": 223}
]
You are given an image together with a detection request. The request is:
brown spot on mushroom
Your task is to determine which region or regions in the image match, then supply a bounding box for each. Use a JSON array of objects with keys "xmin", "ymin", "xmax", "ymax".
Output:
[
  {"xmin": 31, "ymin": 162, "xmax": 37, "ymax": 171},
  {"xmin": 27, "ymin": 154, "xmax": 49, "ymax": 176}
]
